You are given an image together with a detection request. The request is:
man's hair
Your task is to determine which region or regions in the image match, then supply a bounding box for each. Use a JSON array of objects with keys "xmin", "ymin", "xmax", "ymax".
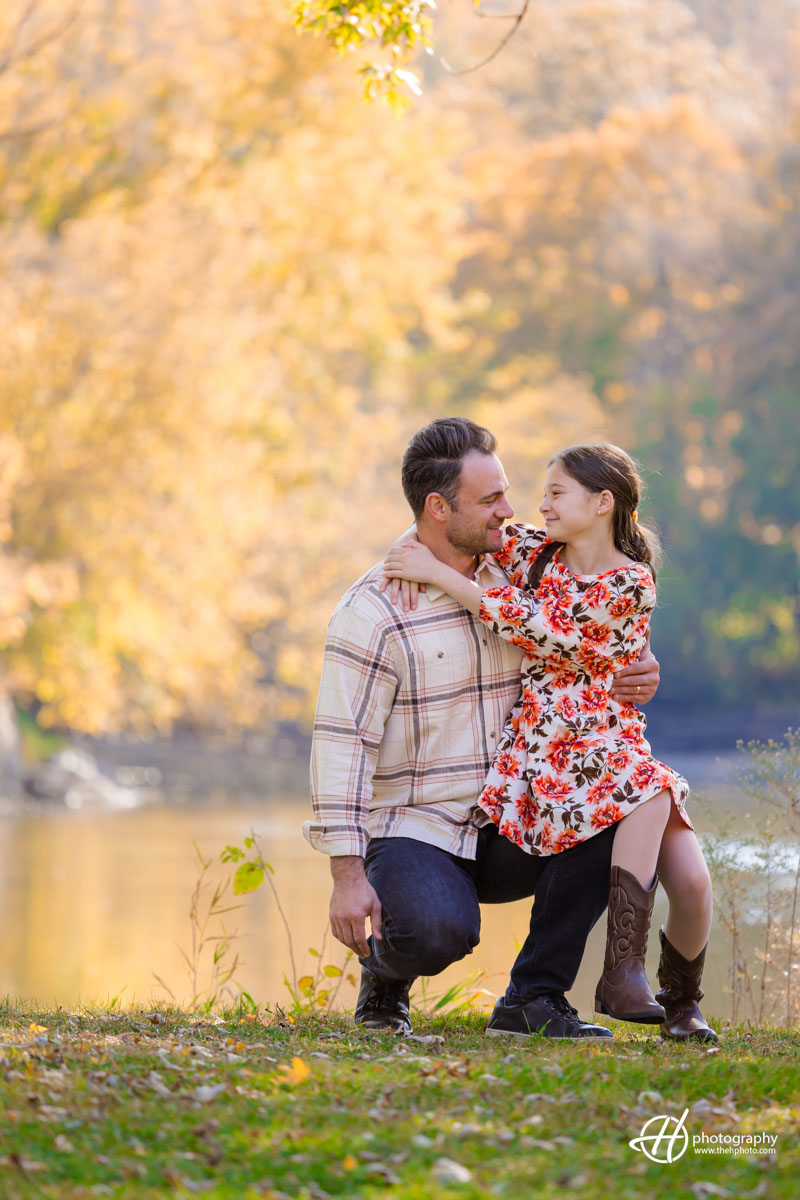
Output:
[{"xmin": 401, "ymin": 417, "xmax": 497, "ymax": 517}]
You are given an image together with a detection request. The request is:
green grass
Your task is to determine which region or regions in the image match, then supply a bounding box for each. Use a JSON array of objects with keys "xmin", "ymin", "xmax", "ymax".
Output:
[{"xmin": 0, "ymin": 999, "xmax": 797, "ymax": 1198}]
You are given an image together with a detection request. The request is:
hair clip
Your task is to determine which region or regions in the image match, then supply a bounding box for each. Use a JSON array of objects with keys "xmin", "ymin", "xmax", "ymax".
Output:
[{"xmin": 632, "ymin": 510, "xmax": 639, "ymax": 522}]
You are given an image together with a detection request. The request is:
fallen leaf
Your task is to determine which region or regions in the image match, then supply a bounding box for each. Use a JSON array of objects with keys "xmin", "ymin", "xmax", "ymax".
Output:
[
  {"xmin": 147, "ymin": 1071, "xmax": 172, "ymax": 1097},
  {"xmin": 277, "ymin": 1057, "xmax": 310, "ymax": 1086},
  {"xmin": 342, "ymin": 1155, "xmax": 358, "ymax": 1171},
  {"xmin": 193, "ymin": 1083, "xmax": 227, "ymax": 1104},
  {"xmin": 431, "ymin": 1158, "xmax": 472, "ymax": 1184}
]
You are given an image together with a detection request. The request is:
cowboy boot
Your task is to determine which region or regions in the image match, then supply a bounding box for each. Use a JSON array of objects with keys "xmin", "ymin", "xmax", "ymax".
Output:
[
  {"xmin": 656, "ymin": 927, "xmax": 718, "ymax": 1043},
  {"xmin": 594, "ymin": 865, "xmax": 666, "ymax": 1023}
]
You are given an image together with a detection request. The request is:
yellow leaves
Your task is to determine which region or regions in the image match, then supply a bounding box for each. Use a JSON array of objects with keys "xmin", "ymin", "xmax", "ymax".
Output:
[
  {"xmin": 28, "ymin": 1024, "xmax": 48, "ymax": 1034},
  {"xmin": 277, "ymin": 1057, "xmax": 310, "ymax": 1086},
  {"xmin": 342, "ymin": 1154, "xmax": 358, "ymax": 1171}
]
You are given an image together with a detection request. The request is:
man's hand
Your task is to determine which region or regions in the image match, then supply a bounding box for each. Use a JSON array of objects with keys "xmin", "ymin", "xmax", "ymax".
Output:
[
  {"xmin": 610, "ymin": 646, "xmax": 660, "ymax": 705},
  {"xmin": 329, "ymin": 855, "xmax": 383, "ymax": 958}
]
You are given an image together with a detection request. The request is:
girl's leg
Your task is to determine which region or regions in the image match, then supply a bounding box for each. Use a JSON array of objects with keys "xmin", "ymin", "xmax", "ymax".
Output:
[
  {"xmin": 595, "ymin": 790, "xmax": 673, "ymax": 1023},
  {"xmin": 656, "ymin": 803, "xmax": 713, "ymax": 959},
  {"xmin": 610, "ymin": 789, "xmax": 672, "ymax": 887},
  {"xmin": 653, "ymin": 804, "xmax": 717, "ymax": 1042}
]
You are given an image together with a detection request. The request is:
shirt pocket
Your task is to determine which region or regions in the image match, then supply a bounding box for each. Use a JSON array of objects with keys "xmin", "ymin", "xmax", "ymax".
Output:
[{"xmin": 406, "ymin": 645, "xmax": 477, "ymax": 701}]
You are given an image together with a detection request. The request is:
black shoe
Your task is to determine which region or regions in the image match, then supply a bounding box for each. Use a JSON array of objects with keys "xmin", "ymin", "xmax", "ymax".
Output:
[
  {"xmin": 354, "ymin": 967, "xmax": 413, "ymax": 1034},
  {"xmin": 485, "ymin": 994, "xmax": 613, "ymax": 1041}
]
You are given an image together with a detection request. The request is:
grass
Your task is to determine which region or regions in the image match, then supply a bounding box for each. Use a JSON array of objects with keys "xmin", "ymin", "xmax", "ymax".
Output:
[{"xmin": 0, "ymin": 1001, "xmax": 798, "ymax": 1198}]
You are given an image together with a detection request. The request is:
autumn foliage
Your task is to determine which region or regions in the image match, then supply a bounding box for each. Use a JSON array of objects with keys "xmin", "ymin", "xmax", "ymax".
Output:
[{"xmin": 0, "ymin": 0, "xmax": 798, "ymax": 736}]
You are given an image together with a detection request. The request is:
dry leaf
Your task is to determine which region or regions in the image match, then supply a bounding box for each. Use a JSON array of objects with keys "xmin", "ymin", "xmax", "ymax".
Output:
[
  {"xmin": 278, "ymin": 1057, "xmax": 310, "ymax": 1086},
  {"xmin": 193, "ymin": 1084, "xmax": 227, "ymax": 1104}
]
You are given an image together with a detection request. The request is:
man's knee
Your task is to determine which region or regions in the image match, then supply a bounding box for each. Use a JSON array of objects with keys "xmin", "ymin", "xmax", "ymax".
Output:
[{"xmin": 377, "ymin": 912, "xmax": 479, "ymax": 978}]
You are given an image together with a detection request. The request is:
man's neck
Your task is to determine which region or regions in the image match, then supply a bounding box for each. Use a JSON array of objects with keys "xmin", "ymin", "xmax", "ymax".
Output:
[{"xmin": 416, "ymin": 524, "xmax": 479, "ymax": 578}]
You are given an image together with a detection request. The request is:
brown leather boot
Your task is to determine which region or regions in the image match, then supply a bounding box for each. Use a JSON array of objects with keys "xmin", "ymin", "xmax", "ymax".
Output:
[
  {"xmin": 656, "ymin": 927, "xmax": 718, "ymax": 1043},
  {"xmin": 594, "ymin": 866, "xmax": 666, "ymax": 1023}
]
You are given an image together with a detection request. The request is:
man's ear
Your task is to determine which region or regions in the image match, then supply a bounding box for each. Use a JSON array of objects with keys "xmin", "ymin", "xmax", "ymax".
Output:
[{"xmin": 423, "ymin": 492, "xmax": 450, "ymax": 524}]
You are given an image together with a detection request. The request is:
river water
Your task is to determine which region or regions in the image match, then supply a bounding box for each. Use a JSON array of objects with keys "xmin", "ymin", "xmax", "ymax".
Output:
[{"xmin": 0, "ymin": 751, "xmax": 779, "ymax": 1021}]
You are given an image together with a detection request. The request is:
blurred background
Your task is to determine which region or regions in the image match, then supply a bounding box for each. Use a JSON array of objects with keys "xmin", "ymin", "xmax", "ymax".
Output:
[{"xmin": 0, "ymin": 0, "xmax": 798, "ymax": 1020}]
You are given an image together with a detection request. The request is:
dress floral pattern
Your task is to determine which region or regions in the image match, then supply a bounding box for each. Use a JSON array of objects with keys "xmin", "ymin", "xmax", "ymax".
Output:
[{"xmin": 476, "ymin": 523, "xmax": 691, "ymax": 855}]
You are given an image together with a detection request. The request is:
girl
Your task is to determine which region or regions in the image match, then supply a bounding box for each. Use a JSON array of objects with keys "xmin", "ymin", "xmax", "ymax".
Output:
[{"xmin": 383, "ymin": 443, "xmax": 716, "ymax": 1041}]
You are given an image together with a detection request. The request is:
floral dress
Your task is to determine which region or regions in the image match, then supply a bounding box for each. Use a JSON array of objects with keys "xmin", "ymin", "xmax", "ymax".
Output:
[{"xmin": 476, "ymin": 523, "xmax": 691, "ymax": 855}]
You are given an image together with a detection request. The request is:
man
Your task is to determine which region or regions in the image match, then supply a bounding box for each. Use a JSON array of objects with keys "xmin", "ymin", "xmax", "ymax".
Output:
[{"xmin": 303, "ymin": 418, "xmax": 660, "ymax": 1038}]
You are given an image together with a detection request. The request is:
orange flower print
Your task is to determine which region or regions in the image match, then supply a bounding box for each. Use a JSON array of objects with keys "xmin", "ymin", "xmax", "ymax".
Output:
[
  {"xmin": 545, "ymin": 733, "xmax": 575, "ymax": 773},
  {"xmin": 543, "ymin": 597, "xmax": 576, "ymax": 637},
  {"xmin": 514, "ymin": 794, "xmax": 539, "ymax": 831},
  {"xmin": 619, "ymin": 722, "xmax": 646, "ymax": 748},
  {"xmin": 499, "ymin": 818, "xmax": 525, "ymax": 848},
  {"xmin": 536, "ymin": 574, "xmax": 566, "ymax": 601},
  {"xmin": 608, "ymin": 749, "xmax": 633, "ymax": 773},
  {"xmin": 480, "ymin": 785, "xmax": 505, "ymax": 822},
  {"xmin": 590, "ymin": 801, "xmax": 623, "ymax": 830},
  {"xmin": 575, "ymin": 643, "xmax": 614, "ymax": 678},
  {"xmin": 555, "ymin": 694, "xmax": 579, "ymax": 721},
  {"xmin": 608, "ymin": 595, "xmax": 637, "ymax": 619},
  {"xmin": 631, "ymin": 760, "xmax": 660, "ymax": 791},
  {"xmin": 578, "ymin": 685, "xmax": 608, "ymax": 715},
  {"xmin": 498, "ymin": 600, "xmax": 528, "ymax": 626},
  {"xmin": 533, "ymin": 774, "xmax": 574, "ymax": 802},
  {"xmin": 513, "ymin": 731, "xmax": 527, "ymax": 751},
  {"xmin": 586, "ymin": 773, "xmax": 616, "ymax": 806},
  {"xmin": 583, "ymin": 581, "xmax": 612, "ymax": 608},
  {"xmin": 540, "ymin": 823, "xmax": 555, "ymax": 852},
  {"xmin": 494, "ymin": 751, "xmax": 522, "ymax": 779},
  {"xmin": 554, "ymin": 828, "xmax": 581, "ymax": 853},
  {"xmin": 493, "ymin": 536, "xmax": 517, "ymax": 569},
  {"xmin": 510, "ymin": 635, "xmax": 540, "ymax": 656},
  {"xmin": 581, "ymin": 620, "xmax": 611, "ymax": 647},
  {"xmin": 518, "ymin": 690, "xmax": 542, "ymax": 728},
  {"xmin": 548, "ymin": 661, "xmax": 579, "ymax": 690}
]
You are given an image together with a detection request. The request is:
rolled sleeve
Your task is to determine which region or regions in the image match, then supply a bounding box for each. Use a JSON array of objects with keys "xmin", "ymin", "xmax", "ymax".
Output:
[{"xmin": 304, "ymin": 604, "xmax": 400, "ymax": 857}]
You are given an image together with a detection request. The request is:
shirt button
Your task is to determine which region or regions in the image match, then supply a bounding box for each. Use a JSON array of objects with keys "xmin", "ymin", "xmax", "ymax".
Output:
[
  {"xmin": 482, "ymin": 638, "xmax": 487, "ymax": 645},
  {"xmin": 437, "ymin": 651, "xmax": 444, "ymax": 658},
  {"xmin": 490, "ymin": 731, "xmax": 496, "ymax": 739}
]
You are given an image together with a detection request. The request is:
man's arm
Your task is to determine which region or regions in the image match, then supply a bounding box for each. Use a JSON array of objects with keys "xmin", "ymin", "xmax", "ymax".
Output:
[{"xmin": 305, "ymin": 603, "xmax": 399, "ymax": 956}]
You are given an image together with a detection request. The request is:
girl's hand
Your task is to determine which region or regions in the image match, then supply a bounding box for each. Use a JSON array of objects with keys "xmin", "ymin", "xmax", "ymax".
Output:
[
  {"xmin": 379, "ymin": 530, "xmax": 427, "ymax": 611},
  {"xmin": 382, "ymin": 541, "xmax": 442, "ymax": 594}
]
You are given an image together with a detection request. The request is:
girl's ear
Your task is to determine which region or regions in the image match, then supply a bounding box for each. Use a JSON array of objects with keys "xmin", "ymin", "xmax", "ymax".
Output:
[{"xmin": 596, "ymin": 489, "xmax": 614, "ymax": 515}]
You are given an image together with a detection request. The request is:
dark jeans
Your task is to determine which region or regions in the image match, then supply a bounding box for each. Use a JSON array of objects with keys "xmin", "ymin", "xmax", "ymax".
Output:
[{"xmin": 362, "ymin": 822, "xmax": 616, "ymax": 1001}]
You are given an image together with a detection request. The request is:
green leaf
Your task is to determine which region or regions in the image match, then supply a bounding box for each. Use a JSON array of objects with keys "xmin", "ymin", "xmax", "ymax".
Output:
[{"xmin": 233, "ymin": 862, "xmax": 265, "ymax": 894}]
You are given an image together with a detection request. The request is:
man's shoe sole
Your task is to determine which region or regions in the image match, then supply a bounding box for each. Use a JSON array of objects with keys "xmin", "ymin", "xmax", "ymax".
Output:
[{"xmin": 485, "ymin": 1026, "xmax": 612, "ymax": 1042}]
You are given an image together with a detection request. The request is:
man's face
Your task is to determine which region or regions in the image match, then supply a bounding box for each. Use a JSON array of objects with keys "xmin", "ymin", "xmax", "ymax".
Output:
[{"xmin": 445, "ymin": 451, "xmax": 514, "ymax": 556}]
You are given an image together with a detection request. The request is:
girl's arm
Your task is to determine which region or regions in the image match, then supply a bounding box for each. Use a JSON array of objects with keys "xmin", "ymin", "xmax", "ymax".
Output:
[{"xmin": 382, "ymin": 543, "xmax": 656, "ymax": 659}]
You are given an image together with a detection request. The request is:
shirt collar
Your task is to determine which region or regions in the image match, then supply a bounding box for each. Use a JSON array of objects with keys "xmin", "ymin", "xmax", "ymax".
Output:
[{"xmin": 423, "ymin": 553, "xmax": 508, "ymax": 603}]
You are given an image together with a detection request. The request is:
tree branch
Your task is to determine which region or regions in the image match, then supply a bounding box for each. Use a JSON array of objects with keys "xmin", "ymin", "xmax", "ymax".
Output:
[{"xmin": 440, "ymin": 0, "xmax": 530, "ymax": 77}]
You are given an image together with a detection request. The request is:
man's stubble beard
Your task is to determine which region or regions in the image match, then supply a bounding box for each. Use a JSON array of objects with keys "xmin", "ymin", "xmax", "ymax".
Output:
[{"xmin": 445, "ymin": 515, "xmax": 497, "ymax": 558}]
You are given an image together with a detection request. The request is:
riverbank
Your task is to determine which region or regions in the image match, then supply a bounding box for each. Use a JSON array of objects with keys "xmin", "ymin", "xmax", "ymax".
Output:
[{"xmin": 0, "ymin": 1001, "xmax": 797, "ymax": 1198}]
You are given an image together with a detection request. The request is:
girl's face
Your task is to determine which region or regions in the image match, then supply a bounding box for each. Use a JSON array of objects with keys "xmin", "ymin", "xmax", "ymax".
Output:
[{"xmin": 539, "ymin": 461, "xmax": 612, "ymax": 541}]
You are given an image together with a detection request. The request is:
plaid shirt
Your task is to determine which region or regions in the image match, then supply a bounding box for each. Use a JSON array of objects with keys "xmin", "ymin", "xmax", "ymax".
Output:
[{"xmin": 303, "ymin": 556, "xmax": 524, "ymax": 860}]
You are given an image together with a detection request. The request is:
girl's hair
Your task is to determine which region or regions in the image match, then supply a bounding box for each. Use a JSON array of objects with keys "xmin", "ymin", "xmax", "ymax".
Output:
[{"xmin": 529, "ymin": 442, "xmax": 662, "ymax": 589}]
